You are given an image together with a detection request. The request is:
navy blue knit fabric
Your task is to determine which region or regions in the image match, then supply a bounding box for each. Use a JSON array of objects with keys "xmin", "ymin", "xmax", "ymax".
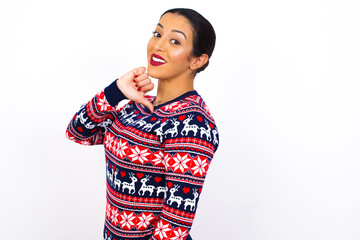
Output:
[{"xmin": 66, "ymin": 80, "xmax": 220, "ymax": 239}]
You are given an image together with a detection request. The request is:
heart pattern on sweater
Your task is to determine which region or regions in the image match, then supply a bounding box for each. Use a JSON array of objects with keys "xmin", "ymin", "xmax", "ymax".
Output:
[{"xmin": 183, "ymin": 187, "xmax": 190, "ymax": 194}]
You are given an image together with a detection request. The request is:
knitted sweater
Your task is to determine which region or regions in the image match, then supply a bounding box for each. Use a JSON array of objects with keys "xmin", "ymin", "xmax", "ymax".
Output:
[{"xmin": 66, "ymin": 80, "xmax": 220, "ymax": 240}]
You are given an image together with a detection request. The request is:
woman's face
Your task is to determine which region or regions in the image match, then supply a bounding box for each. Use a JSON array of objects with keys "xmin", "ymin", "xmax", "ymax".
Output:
[{"xmin": 147, "ymin": 13, "xmax": 195, "ymax": 80}]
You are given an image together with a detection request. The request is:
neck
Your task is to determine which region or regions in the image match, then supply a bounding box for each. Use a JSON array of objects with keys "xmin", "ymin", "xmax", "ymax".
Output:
[{"xmin": 154, "ymin": 74, "xmax": 195, "ymax": 105}]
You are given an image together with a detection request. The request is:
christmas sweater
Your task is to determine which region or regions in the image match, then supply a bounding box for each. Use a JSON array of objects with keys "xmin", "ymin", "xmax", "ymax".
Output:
[{"xmin": 66, "ymin": 80, "xmax": 220, "ymax": 240}]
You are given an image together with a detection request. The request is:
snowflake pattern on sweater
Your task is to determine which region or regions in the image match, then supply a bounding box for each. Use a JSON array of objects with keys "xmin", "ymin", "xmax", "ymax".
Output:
[{"xmin": 66, "ymin": 80, "xmax": 220, "ymax": 240}]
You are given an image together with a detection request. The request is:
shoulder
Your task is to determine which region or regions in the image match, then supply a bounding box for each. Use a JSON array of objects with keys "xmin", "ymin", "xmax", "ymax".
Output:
[
  {"xmin": 168, "ymin": 92, "xmax": 217, "ymax": 126},
  {"xmin": 184, "ymin": 93, "xmax": 216, "ymax": 123},
  {"xmin": 160, "ymin": 93, "xmax": 220, "ymax": 152}
]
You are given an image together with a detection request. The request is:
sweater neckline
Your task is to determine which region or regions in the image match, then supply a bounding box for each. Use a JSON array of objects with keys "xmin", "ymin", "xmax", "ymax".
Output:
[{"xmin": 151, "ymin": 90, "xmax": 199, "ymax": 110}]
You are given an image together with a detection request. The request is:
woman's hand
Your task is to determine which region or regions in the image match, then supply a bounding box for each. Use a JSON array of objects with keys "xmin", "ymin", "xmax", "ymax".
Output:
[{"xmin": 116, "ymin": 67, "xmax": 155, "ymax": 113}]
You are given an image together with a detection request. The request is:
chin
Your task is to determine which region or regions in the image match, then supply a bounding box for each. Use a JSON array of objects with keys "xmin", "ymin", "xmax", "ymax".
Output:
[
  {"xmin": 147, "ymin": 65, "xmax": 164, "ymax": 79},
  {"xmin": 146, "ymin": 65, "xmax": 156, "ymax": 78}
]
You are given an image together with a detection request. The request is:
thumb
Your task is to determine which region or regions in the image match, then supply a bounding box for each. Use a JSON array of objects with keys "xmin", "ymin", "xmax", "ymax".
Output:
[{"xmin": 137, "ymin": 95, "xmax": 154, "ymax": 113}]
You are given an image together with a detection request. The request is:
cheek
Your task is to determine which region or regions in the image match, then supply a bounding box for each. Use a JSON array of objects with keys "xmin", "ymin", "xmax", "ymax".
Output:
[{"xmin": 170, "ymin": 48, "xmax": 190, "ymax": 63}]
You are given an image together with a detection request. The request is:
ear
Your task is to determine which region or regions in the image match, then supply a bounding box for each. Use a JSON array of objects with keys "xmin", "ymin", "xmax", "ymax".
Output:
[{"xmin": 189, "ymin": 54, "xmax": 209, "ymax": 71}]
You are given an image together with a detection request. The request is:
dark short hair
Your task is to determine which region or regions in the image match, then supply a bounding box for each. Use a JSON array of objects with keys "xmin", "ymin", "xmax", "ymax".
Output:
[{"xmin": 161, "ymin": 8, "xmax": 216, "ymax": 74}]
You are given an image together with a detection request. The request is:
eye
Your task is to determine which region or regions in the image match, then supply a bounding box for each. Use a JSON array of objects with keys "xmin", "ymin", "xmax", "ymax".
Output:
[
  {"xmin": 171, "ymin": 39, "xmax": 180, "ymax": 45},
  {"xmin": 152, "ymin": 31, "xmax": 161, "ymax": 38}
]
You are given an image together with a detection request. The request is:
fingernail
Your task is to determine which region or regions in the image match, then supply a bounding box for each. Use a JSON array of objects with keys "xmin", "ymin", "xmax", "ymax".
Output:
[
  {"xmin": 134, "ymin": 75, "xmax": 138, "ymax": 78},
  {"xmin": 135, "ymin": 84, "xmax": 138, "ymax": 87},
  {"xmin": 137, "ymin": 87, "xmax": 141, "ymax": 91},
  {"xmin": 133, "ymin": 80, "xmax": 136, "ymax": 82}
]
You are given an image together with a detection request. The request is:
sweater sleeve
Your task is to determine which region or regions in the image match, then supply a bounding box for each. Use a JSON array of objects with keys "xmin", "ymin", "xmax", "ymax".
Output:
[
  {"xmin": 151, "ymin": 109, "xmax": 220, "ymax": 239},
  {"xmin": 65, "ymin": 79, "xmax": 129, "ymax": 145}
]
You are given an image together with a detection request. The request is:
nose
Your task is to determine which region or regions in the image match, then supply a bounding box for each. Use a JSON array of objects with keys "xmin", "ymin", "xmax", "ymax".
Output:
[{"xmin": 154, "ymin": 37, "xmax": 166, "ymax": 52}]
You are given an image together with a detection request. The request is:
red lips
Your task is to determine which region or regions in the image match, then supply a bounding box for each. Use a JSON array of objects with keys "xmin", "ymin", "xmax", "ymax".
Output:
[{"xmin": 150, "ymin": 53, "xmax": 167, "ymax": 66}]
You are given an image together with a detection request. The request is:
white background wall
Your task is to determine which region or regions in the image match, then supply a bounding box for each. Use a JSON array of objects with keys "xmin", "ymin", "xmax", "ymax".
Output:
[{"xmin": 1, "ymin": 0, "xmax": 359, "ymax": 239}]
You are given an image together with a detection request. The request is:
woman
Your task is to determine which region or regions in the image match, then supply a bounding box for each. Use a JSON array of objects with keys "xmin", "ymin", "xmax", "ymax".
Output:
[{"xmin": 66, "ymin": 8, "xmax": 219, "ymax": 240}]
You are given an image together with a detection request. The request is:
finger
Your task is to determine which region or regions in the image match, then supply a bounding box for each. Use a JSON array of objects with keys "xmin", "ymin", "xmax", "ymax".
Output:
[
  {"xmin": 133, "ymin": 73, "xmax": 149, "ymax": 87},
  {"xmin": 138, "ymin": 97, "xmax": 154, "ymax": 113},
  {"xmin": 136, "ymin": 78, "xmax": 152, "ymax": 88},
  {"xmin": 132, "ymin": 66, "xmax": 146, "ymax": 77},
  {"xmin": 139, "ymin": 82, "xmax": 154, "ymax": 93},
  {"xmin": 134, "ymin": 72, "xmax": 149, "ymax": 82}
]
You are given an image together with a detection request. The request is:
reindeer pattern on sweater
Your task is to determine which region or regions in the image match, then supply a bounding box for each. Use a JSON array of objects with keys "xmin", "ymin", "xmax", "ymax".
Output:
[{"xmin": 66, "ymin": 80, "xmax": 220, "ymax": 240}]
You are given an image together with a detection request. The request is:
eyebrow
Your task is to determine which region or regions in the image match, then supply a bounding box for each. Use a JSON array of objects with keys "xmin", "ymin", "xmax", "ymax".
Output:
[{"xmin": 157, "ymin": 23, "xmax": 187, "ymax": 40}]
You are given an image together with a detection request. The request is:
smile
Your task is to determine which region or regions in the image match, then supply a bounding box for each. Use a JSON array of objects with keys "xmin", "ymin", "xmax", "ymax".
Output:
[{"xmin": 150, "ymin": 54, "xmax": 167, "ymax": 66}]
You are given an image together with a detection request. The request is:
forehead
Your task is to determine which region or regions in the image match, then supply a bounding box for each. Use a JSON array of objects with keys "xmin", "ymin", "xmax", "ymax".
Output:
[{"xmin": 158, "ymin": 13, "xmax": 194, "ymax": 36}]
